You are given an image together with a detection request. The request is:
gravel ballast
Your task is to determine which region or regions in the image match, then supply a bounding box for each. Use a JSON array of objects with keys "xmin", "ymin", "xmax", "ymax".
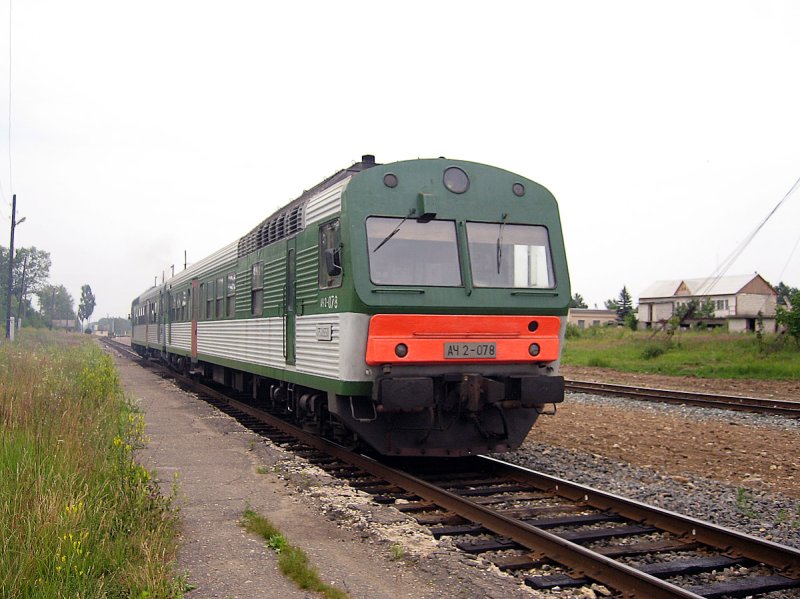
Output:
[{"xmin": 504, "ymin": 392, "xmax": 800, "ymax": 550}]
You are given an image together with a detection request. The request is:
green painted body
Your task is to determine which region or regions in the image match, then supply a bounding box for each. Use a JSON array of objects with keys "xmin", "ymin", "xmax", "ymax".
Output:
[{"xmin": 133, "ymin": 157, "xmax": 570, "ymax": 398}]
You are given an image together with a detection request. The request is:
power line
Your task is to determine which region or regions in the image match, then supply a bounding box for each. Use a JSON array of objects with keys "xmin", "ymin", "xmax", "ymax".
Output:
[
  {"xmin": 696, "ymin": 173, "xmax": 800, "ymax": 295},
  {"xmin": 778, "ymin": 230, "xmax": 800, "ymax": 283}
]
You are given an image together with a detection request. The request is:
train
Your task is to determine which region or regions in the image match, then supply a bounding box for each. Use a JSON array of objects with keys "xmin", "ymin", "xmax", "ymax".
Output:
[{"xmin": 131, "ymin": 155, "xmax": 571, "ymax": 456}]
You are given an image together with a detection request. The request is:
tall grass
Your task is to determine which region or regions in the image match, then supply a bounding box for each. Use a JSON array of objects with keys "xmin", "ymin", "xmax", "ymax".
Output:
[
  {"xmin": 563, "ymin": 326, "xmax": 800, "ymax": 379},
  {"xmin": 0, "ymin": 331, "xmax": 184, "ymax": 597}
]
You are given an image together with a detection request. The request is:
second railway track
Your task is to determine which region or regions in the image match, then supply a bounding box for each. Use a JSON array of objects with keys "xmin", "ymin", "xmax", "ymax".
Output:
[
  {"xmin": 103, "ymin": 338, "xmax": 800, "ymax": 598},
  {"xmin": 564, "ymin": 379, "xmax": 800, "ymax": 418}
]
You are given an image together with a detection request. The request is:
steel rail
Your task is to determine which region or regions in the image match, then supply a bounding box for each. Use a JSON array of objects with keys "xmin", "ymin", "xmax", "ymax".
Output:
[
  {"xmin": 565, "ymin": 379, "xmax": 800, "ymax": 417},
  {"xmin": 215, "ymin": 393, "xmax": 704, "ymax": 599},
  {"xmin": 481, "ymin": 455, "xmax": 800, "ymax": 577}
]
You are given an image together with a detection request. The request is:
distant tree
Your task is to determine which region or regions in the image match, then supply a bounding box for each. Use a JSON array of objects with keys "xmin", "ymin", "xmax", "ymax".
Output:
[
  {"xmin": 38, "ymin": 285, "xmax": 76, "ymax": 324},
  {"xmin": 775, "ymin": 281, "xmax": 798, "ymax": 306},
  {"xmin": 776, "ymin": 290, "xmax": 800, "ymax": 346},
  {"xmin": 698, "ymin": 298, "xmax": 716, "ymax": 318},
  {"xmin": 13, "ymin": 247, "xmax": 52, "ymax": 323},
  {"xmin": 615, "ymin": 286, "xmax": 633, "ymax": 322},
  {"xmin": 78, "ymin": 284, "xmax": 96, "ymax": 327},
  {"xmin": 0, "ymin": 245, "xmax": 51, "ymax": 325},
  {"xmin": 569, "ymin": 293, "xmax": 587, "ymax": 309},
  {"xmin": 604, "ymin": 298, "xmax": 619, "ymax": 311}
]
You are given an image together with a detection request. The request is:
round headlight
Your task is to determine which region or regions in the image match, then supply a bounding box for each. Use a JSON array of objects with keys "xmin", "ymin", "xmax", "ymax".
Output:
[
  {"xmin": 395, "ymin": 343, "xmax": 408, "ymax": 358},
  {"xmin": 512, "ymin": 182, "xmax": 525, "ymax": 197},
  {"xmin": 528, "ymin": 343, "xmax": 540, "ymax": 357},
  {"xmin": 383, "ymin": 173, "xmax": 398, "ymax": 188},
  {"xmin": 443, "ymin": 167, "xmax": 469, "ymax": 194}
]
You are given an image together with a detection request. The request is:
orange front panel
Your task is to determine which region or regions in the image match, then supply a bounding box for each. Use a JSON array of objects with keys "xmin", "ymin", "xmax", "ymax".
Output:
[{"xmin": 365, "ymin": 314, "xmax": 562, "ymax": 366}]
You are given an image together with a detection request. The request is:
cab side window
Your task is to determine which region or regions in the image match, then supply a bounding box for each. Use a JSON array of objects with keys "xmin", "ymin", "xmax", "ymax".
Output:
[{"xmin": 319, "ymin": 219, "xmax": 342, "ymax": 289}]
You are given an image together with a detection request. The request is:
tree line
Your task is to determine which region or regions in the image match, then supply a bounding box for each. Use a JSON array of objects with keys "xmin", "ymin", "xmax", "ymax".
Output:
[{"xmin": 0, "ymin": 244, "xmax": 96, "ymax": 331}]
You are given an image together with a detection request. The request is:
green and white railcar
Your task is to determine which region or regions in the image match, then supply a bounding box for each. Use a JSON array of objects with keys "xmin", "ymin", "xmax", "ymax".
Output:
[{"xmin": 131, "ymin": 156, "xmax": 571, "ymax": 456}]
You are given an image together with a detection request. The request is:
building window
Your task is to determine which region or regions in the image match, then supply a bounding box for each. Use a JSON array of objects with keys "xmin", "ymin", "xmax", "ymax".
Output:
[
  {"xmin": 227, "ymin": 273, "xmax": 236, "ymax": 317},
  {"xmin": 251, "ymin": 262, "xmax": 263, "ymax": 316}
]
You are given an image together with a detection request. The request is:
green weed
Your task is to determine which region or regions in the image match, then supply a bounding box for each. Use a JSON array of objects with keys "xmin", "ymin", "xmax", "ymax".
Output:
[
  {"xmin": 735, "ymin": 488, "xmax": 759, "ymax": 519},
  {"xmin": 0, "ymin": 331, "xmax": 185, "ymax": 597},
  {"xmin": 242, "ymin": 508, "xmax": 349, "ymax": 599}
]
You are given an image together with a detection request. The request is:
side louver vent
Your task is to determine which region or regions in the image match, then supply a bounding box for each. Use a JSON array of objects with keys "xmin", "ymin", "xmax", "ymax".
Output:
[{"xmin": 237, "ymin": 205, "xmax": 304, "ymax": 257}]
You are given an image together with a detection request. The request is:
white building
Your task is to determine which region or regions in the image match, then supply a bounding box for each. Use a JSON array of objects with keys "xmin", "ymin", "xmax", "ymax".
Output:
[
  {"xmin": 567, "ymin": 308, "xmax": 618, "ymax": 328},
  {"xmin": 637, "ymin": 274, "xmax": 777, "ymax": 333}
]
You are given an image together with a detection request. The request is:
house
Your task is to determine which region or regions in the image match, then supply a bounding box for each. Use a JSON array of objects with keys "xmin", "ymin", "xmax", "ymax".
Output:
[
  {"xmin": 637, "ymin": 273, "xmax": 777, "ymax": 332},
  {"xmin": 567, "ymin": 308, "xmax": 618, "ymax": 328}
]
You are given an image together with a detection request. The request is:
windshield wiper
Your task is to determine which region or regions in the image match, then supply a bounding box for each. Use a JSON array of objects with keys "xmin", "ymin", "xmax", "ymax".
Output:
[
  {"xmin": 372, "ymin": 208, "xmax": 416, "ymax": 253},
  {"xmin": 496, "ymin": 213, "xmax": 508, "ymax": 274}
]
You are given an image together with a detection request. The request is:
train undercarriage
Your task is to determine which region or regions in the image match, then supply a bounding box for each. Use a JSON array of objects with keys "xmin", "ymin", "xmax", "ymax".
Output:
[{"xmin": 136, "ymin": 344, "xmax": 564, "ymax": 457}]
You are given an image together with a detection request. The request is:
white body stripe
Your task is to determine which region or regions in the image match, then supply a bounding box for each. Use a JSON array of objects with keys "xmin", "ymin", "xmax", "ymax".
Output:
[
  {"xmin": 168, "ymin": 322, "xmax": 191, "ymax": 352},
  {"xmin": 135, "ymin": 312, "xmax": 373, "ymax": 384},
  {"xmin": 294, "ymin": 313, "xmax": 370, "ymax": 381}
]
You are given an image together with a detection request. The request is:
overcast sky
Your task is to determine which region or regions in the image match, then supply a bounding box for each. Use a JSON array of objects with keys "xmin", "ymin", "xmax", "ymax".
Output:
[{"xmin": 0, "ymin": 1, "xmax": 798, "ymax": 319}]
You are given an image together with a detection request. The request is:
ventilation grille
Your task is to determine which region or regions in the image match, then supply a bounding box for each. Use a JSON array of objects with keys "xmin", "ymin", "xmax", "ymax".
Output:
[{"xmin": 238, "ymin": 205, "xmax": 304, "ymax": 257}]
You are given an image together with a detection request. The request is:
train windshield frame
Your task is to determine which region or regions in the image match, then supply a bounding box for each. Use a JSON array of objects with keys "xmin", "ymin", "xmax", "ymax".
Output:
[
  {"xmin": 366, "ymin": 216, "xmax": 462, "ymax": 286},
  {"xmin": 466, "ymin": 221, "xmax": 555, "ymax": 289}
]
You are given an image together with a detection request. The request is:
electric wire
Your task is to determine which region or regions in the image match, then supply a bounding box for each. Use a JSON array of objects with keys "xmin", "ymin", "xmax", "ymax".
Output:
[
  {"xmin": 777, "ymin": 230, "xmax": 800, "ymax": 283},
  {"xmin": 696, "ymin": 174, "xmax": 800, "ymax": 295}
]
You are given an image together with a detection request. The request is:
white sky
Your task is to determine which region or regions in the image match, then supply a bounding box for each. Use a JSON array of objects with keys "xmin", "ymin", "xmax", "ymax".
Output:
[{"xmin": 0, "ymin": 1, "xmax": 798, "ymax": 318}]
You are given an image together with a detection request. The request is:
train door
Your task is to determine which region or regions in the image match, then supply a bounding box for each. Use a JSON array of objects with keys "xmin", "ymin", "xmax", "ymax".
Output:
[
  {"xmin": 159, "ymin": 289, "xmax": 167, "ymax": 354},
  {"xmin": 191, "ymin": 279, "xmax": 199, "ymax": 362},
  {"xmin": 284, "ymin": 239, "xmax": 297, "ymax": 365}
]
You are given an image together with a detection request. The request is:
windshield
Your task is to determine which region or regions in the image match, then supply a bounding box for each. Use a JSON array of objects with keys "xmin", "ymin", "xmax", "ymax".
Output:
[
  {"xmin": 467, "ymin": 222, "xmax": 554, "ymax": 288},
  {"xmin": 366, "ymin": 217, "xmax": 462, "ymax": 286}
]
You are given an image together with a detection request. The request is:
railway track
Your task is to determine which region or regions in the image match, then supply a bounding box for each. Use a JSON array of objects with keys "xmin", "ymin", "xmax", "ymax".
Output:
[
  {"xmin": 102, "ymin": 339, "xmax": 800, "ymax": 597},
  {"xmin": 565, "ymin": 379, "xmax": 800, "ymax": 417}
]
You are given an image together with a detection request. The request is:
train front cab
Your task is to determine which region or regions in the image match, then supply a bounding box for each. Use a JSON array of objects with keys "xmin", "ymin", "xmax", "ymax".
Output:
[{"xmin": 336, "ymin": 158, "xmax": 571, "ymax": 456}]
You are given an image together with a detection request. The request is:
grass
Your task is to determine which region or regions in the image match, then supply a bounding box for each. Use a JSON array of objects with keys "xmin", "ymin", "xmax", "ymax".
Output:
[
  {"xmin": 562, "ymin": 326, "xmax": 800, "ymax": 379},
  {"xmin": 241, "ymin": 508, "xmax": 349, "ymax": 599},
  {"xmin": 0, "ymin": 330, "xmax": 185, "ymax": 597}
]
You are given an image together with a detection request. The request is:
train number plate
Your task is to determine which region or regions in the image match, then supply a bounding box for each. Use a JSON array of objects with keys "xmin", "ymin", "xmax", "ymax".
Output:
[{"xmin": 444, "ymin": 342, "xmax": 496, "ymax": 359}]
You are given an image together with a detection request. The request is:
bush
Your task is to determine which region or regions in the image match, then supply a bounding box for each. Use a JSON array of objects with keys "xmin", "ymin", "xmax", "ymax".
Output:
[
  {"xmin": 776, "ymin": 291, "xmax": 800, "ymax": 347},
  {"xmin": 641, "ymin": 344, "xmax": 666, "ymax": 360}
]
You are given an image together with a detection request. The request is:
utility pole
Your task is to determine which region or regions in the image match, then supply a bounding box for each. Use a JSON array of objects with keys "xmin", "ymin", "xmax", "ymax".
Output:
[{"xmin": 6, "ymin": 195, "xmax": 26, "ymax": 339}]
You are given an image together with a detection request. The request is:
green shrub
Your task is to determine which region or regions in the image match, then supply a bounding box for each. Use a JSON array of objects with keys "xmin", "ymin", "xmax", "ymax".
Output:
[
  {"xmin": 587, "ymin": 356, "xmax": 611, "ymax": 368},
  {"xmin": 641, "ymin": 344, "xmax": 666, "ymax": 360}
]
